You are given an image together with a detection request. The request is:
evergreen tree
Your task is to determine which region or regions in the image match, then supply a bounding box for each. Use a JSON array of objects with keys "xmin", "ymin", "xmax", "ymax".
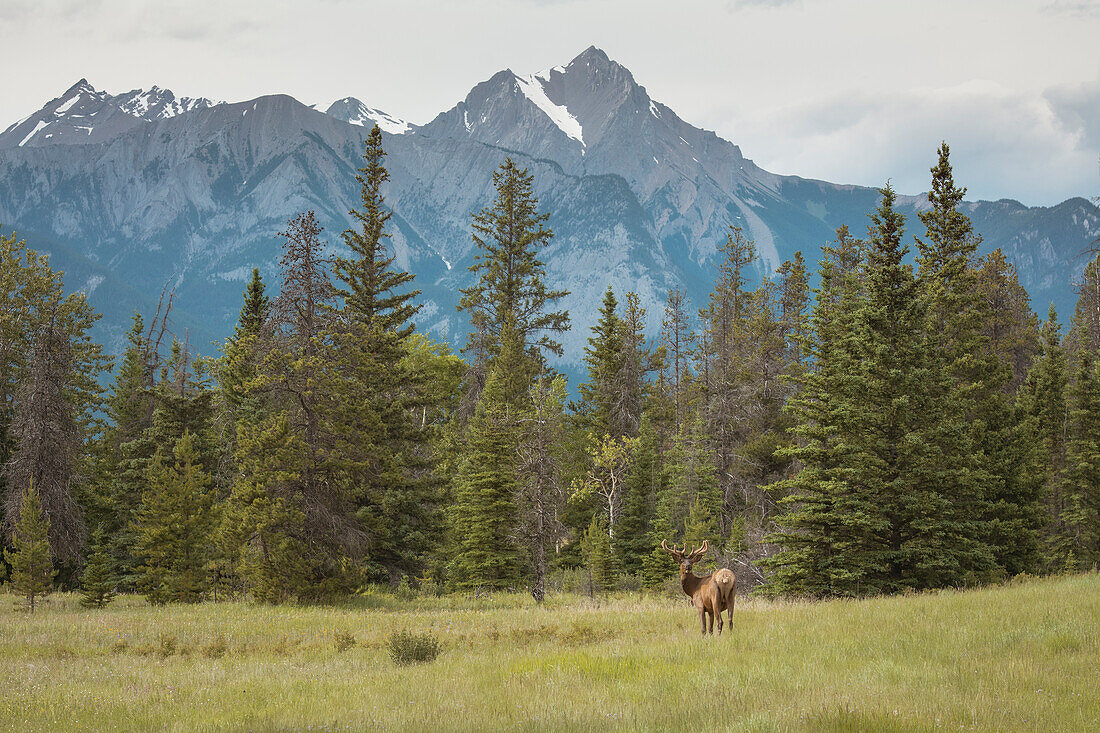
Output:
[
  {"xmin": 1062, "ymin": 352, "xmax": 1100, "ymax": 570},
  {"xmin": 329, "ymin": 127, "xmax": 435, "ymax": 584},
  {"xmin": 133, "ymin": 431, "xmax": 215, "ymax": 603},
  {"xmin": 1017, "ymin": 306, "xmax": 1070, "ymax": 571},
  {"xmin": 224, "ymin": 212, "xmax": 362, "ymax": 602},
  {"xmin": 79, "ymin": 526, "xmax": 117, "ymax": 608},
  {"xmin": 660, "ymin": 288, "xmax": 695, "ymax": 429},
  {"xmin": 764, "ymin": 227, "xmax": 884, "ymax": 597},
  {"xmin": 458, "ymin": 157, "xmax": 570, "ymax": 373},
  {"xmin": 576, "ymin": 287, "xmax": 623, "ymax": 438},
  {"xmin": 913, "ymin": 142, "xmax": 1002, "ymax": 584},
  {"xmin": 616, "ymin": 414, "xmax": 664, "ymax": 575},
  {"xmin": 221, "ymin": 268, "xmax": 268, "ymax": 416},
  {"xmin": 3, "ymin": 303, "xmax": 87, "ymax": 566},
  {"xmin": 4, "ymin": 483, "xmax": 55, "ymax": 612},
  {"xmin": 1068, "ymin": 254, "xmax": 1100, "ymax": 356},
  {"xmin": 581, "ymin": 514, "xmax": 616, "ymax": 594},
  {"xmin": 448, "ymin": 322, "xmax": 526, "ymax": 590},
  {"xmin": 335, "ymin": 125, "xmax": 420, "ymax": 336}
]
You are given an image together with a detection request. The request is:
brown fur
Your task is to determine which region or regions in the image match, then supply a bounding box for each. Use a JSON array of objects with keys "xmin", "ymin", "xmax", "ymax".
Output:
[{"xmin": 662, "ymin": 540, "xmax": 736, "ymax": 636}]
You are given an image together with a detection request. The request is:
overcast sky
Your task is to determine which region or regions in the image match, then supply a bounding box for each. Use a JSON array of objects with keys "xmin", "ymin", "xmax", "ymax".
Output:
[{"xmin": 2, "ymin": 0, "xmax": 1097, "ymax": 206}]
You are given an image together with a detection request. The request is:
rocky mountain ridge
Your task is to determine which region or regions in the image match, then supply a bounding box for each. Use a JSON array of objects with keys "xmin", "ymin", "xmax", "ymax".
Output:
[{"xmin": 0, "ymin": 47, "xmax": 1095, "ymax": 366}]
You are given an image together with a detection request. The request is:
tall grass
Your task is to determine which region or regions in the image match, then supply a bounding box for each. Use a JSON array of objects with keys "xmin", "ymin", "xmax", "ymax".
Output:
[{"xmin": 1, "ymin": 574, "xmax": 1097, "ymax": 731}]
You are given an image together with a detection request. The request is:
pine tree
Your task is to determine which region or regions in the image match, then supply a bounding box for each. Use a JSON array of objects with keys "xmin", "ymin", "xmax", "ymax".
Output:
[
  {"xmin": 581, "ymin": 514, "xmax": 616, "ymax": 594},
  {"xmin": 335, "ymin": 125, "xmax": 420, "ymax": 336},
  {"xmin": 1062, "ymin": 352, "xmax": 1100, "ymax": 570},
  {"xmin": 458, "ymin": 157, "xmax": 570, "ymax": 372},
  {"xmin": 5, "ymin": 483, "xmax": 55, "ymax": 612},
  {"xmin": 133, "ymin": 431, "xmax": 215, "ymax": 604},
  {"xmin": 221, "ymin": 268, "xmax": 268, "ymax": 416},
  {"xmin": 224, "ymin": 212, "xmax": 362, "ymax": 602},
  {"xmin": 764, "ymin": 227, "xmax": 885, "ymax": 597},
  {"xmin": 615, "ymin": 414, "xmax": 664, "ymax": 575},
  {"xmin": 576, "ymin": 287, "xmax": 623, "ymax": 438},
  {"xmin": 448, "ymin": 323, "xmax": 526, "ymax": 590},
  {"xmin": 329, "ymin": 127, "xmax": 435, "ymax": 584},
  {"xmin": 660, "ymin": 288, "xmax": 695, "ymax": 429},
  {"xmin": 514, "ymin": 374, "xmax": 568, "ymax": 602},
  {"xmin": 913, "ymin": 142, "xmax": 1001, "ymax": 584},
  {"xmin": 1017, "ymin": 306, "xmax": 1070, "ymax": 572},
  {"xmin": 1068, "ymin": 254, "xmax": 1100, "ymax": 356},
  {"xmin": 79, "ymin": 526, "xmax": 117, "ymax": 608}
]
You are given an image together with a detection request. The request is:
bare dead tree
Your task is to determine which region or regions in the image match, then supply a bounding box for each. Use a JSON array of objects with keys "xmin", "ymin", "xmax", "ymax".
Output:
[
  {"xmin": 2, "ymin": 303, "xmax": 84, "ymax": 562},
  {"xmin": 514, "ymin": 376, "xmax": 567, "ymax": 603}
]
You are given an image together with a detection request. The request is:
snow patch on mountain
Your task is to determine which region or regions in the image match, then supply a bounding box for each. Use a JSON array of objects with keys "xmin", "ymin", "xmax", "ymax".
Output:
[
  {"xmin": 326, "ymin": 97, "xmax": 410, "ymax": 134},
  {"xmin": 19, "ymin": 120, "xmax": 50, "ymax": 147},
  {"xmin": 513, "ymin": 73, "xmax": 585, "ymax": 147}
]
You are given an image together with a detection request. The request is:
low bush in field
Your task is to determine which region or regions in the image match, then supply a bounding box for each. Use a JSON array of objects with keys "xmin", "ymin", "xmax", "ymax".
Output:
[
  {"xmin": 387, "ymin": 630, "xmax": 441, "ymax": 666},
  {"xmin": 334, "ymin": 629, "xmax": 356, "ymax": 652},
  {"xmin": 203, "ymin": 634, "xmax": 228, "ymax": 659}
]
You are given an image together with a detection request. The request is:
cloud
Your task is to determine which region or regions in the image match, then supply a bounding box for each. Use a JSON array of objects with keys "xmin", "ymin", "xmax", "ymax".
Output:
[
  {"xmin": 730, "ymin": 78, "xmax": 1100, "ymax": 204},
  {"xmin": 1043, "ymin": 1, "xmax": 1100, "ymax": 18}
]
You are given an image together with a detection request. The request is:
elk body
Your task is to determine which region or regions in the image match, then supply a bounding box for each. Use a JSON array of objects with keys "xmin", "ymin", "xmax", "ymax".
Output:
[{"xmin": 662, "ymin": 540, "xmax": 736, "ymax": 636}]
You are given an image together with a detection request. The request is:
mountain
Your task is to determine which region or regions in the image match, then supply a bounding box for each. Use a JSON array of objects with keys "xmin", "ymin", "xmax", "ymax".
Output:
[{"xmin": 1, "ymin": 47, "xmax": 1096, "ymax": 369}]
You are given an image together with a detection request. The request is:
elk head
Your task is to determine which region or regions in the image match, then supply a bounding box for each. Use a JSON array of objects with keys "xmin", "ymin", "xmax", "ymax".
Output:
[{"xmin": 662, "ymin": 539, "xmax": 709, "ymax": 575}]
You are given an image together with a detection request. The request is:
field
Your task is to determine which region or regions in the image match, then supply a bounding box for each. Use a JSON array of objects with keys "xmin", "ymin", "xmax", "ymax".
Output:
[{"xmin": 1, "ymin": 574, "xmax": 1097, "ymax": 732}]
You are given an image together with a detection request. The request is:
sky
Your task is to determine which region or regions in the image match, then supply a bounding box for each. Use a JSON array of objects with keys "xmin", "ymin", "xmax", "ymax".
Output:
[{"xmin": 1, "ymin": 0, "xmax": 1097, "ymax": 206}]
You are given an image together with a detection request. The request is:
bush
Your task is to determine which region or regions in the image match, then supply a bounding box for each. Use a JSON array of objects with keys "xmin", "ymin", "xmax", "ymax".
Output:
[
  {"xmin": 387, "ymin": 630, "xmax": 441, "ymax": 666},
  {"xmin": 334, "ymin": 629, "xmax": 356, "ymax": 652},
  {"xmin": 202, "ymin": 635, "xmax": 228, "ymax": 659},
  {"xmin": 157, "ymin": 634, "xmax": 178, "ymax": 658}
]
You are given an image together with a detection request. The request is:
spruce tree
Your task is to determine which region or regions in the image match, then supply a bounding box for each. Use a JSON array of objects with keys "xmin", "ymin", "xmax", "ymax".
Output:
[
  {"xmin": 764, "ymin": 227, "xmax": 884, "ymax": 597},
  {"xmin": 1017, "ymin": 306, "xmax": 1070, "ymax": 571},
  {"xmin": 914, "ymin": 142, "xmax": 1002, "ymax": 584},
  {"xmin": 581, "ymin": 514, "xmax": 616, "ymax": 594},
  {"xmin": 330, "ymin": 126, "xmax": 434, "ymax": 584},
  {"xmin": 448, "ymin": 331, "xmax": 525, "ymax": 591},
  {"xmin": 1062, "ymin": 352, "xmax": 1100, "ymax": 570},
  {"xmin": 5, "ymin": 483, "xmax": 55, "ymax": 612},
  {"xmin": 458, "ymin": 157, "xmax": 570, "ymax": 371},
  {"xmin": 133, "ymin": 431, "xmax": 215, "ymax": 604},
  {"xmin": 2, "ymin": 303, "xmax": 87, "ymax": 566},
  {"xmin": 79, "ymin": 526, "xmax": 117, "ymax": 608},
  {"xmin": 576, "ymin": 287, "xmax": 623, "ymax": 438},
  {"xmin": 335, "ymin": 125, "xmax": 420, "ymax": 335}
]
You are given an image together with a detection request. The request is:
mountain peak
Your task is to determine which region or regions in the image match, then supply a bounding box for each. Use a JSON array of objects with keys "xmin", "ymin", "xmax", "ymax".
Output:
[
  {"xmin": 325, "ymin": 97, "xmax": 411, "ymax": 134},
  {"xmin": 64, "ymin": 78, "xmax": 95, "ymax": 96},
  {"xmin": 573, "ymin": 45, "xmax": 611, "ymax": 65}
]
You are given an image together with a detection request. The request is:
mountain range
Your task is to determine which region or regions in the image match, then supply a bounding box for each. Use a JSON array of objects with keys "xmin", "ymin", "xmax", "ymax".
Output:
[{"xmin": 1, "ymin": 46, "xmax": 1096, "ymax": 369}]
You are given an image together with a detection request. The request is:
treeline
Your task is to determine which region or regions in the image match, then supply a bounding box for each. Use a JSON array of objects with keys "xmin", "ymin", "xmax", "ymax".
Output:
[{"xmin": 1, "ymin": 133, "xmax": 1098, "ymax": 607}]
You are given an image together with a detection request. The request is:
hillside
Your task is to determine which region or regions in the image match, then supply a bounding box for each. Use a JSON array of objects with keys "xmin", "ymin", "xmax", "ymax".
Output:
[{"xmin": 1, "ymin": 47, "xmax": 1096, "ymax": 363}]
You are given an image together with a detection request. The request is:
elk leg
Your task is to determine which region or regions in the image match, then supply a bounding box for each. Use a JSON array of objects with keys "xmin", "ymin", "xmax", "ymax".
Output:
[
  {"xmin": 698, "ymin": 607, "xmax": 706, "ymax": 636},
  {"xmin": 716, "ymin": 610, "xmax": 724, "ymax": 635},
  {"xmin": 707, "ymin": 608, "xmax": 714, "ymax": 635}
]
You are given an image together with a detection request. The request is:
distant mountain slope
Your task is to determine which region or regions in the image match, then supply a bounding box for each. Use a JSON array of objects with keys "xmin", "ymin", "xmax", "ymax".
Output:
[{"xmin": 1, "ymin": 47, "xmax": 1096, "ymax": 365}]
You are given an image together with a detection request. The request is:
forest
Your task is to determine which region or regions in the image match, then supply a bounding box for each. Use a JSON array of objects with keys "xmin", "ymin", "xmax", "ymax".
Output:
[{"xmin": 2, "ymin": 128, "xmax": 1099, "ymax": 608}]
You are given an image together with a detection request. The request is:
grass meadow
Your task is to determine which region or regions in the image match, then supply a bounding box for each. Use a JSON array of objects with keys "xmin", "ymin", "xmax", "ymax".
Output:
[{"xmin": 1, "ymin": 573, "xmax": 1097, "ymax": 731}]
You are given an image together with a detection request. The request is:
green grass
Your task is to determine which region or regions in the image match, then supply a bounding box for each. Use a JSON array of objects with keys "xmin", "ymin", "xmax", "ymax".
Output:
[{"xmin": 1, "ymin": 574, "xmax": 1098, "ymax": 731}]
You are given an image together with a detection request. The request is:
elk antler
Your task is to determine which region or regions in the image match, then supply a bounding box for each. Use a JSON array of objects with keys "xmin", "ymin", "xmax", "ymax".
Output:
[
  {"xmin": 661, "ymin": 539, "xmax": 684, "ymax": 561},
  {"xmin": 686, "ymin": 540, "xmax": 709, "ymax": 561}
]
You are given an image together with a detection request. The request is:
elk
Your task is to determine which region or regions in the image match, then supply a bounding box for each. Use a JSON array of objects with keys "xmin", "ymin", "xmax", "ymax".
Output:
[{"xmin": 662, "ymin": 539, "xmax": 736, "ymax": 636}]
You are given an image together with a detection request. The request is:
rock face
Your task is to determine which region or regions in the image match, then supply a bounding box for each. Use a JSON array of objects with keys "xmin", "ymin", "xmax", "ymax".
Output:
[{"xmin": 0, "ymin": 47, "xmax": 1096, "ymax": 365}]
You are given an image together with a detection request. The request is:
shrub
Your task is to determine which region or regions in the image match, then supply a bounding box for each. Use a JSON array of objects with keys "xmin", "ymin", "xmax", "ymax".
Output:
[
  {"xmin": 157, "ymin": 634, "xmax": 178, "ymax": 658},
  {"xmin": 334, "ymin": 629, "xmax": 356, "ymax": 652},
  {"xmin": 202, "ymin": 635, "xmax": 228, "ymax": 659},
  {"xmin": 387, "ymin": 630, "xmax": 441, "ymax": 666}
]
